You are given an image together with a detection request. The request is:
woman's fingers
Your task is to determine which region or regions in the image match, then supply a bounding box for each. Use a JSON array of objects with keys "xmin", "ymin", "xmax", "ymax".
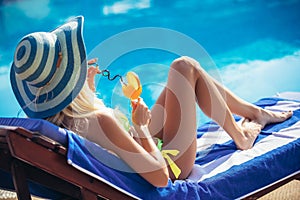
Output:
[
  {"xmin": 87, "ymin": 60, "xmax": 101, "ymax": 92},
  {"xmin": 88, "ymin": 66, "xmax": 101, "ymax": 75},
  {"xmin": 131, "ymin": 98, "xmax": 151, "ymax": 126},
  {"xmin": 88, "ymin": 58, "xmax": 98, "ymax": 65},
  {"xmin": 87, "ymin": 58, "xmax": 101, "ymax": 79},
  {"xmin": 132, "ymin": 98, "xmax": 148, "ymax": 111}
]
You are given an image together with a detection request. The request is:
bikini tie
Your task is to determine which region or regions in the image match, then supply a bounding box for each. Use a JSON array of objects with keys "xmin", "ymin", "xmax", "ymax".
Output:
[{"xmin": 161, "ymin": 150, "xmax": 181, "ymax": 179}]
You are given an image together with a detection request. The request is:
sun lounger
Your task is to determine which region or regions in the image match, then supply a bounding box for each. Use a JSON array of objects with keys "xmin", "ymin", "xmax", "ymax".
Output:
[
  {"xmin": 0, "ymin": 119, "xmax": 132, "ymax": 199},
  {"xmin": 0, "ymin": 94, "xmax": 299, "ymax": 199}
]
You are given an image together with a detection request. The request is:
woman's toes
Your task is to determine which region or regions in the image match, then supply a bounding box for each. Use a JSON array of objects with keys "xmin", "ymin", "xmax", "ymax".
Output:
[
  {"xmin": 286, "ymin": 110, "xmax": 293, "ymax": 118},
  {"xmin": 279, "ymin": 110, "xmax": 293, "ymax": 120}
]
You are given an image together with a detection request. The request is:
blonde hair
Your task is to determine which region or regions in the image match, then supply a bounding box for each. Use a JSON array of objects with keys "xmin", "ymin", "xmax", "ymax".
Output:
[
  {"xmin": 46, "ymin": 81, "xmax": 130, "ymax": 136},
  {"xmin": 46, "ymin": 81, "xmax": 104, "ymax": 135}
]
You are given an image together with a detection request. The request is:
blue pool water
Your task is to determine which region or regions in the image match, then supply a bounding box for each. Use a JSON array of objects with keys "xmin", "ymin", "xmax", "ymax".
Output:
[{"xmin": 0, "ymin": 0, "xmax": 300, "ymax": 124}]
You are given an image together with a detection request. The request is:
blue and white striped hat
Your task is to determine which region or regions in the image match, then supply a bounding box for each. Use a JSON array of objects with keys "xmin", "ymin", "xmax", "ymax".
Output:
[{"xmin": 10, "ymin": 16, "xmax": 87, "ymax": 118}]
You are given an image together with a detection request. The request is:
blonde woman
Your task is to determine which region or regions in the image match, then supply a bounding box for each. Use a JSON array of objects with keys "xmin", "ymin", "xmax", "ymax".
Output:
[{"xmin": 10, "ymin": 16, "xmax": 292, "ymax": 187}]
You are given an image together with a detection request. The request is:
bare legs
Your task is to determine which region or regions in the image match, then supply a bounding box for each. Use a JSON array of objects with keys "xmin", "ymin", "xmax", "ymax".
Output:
[
  {"xmin": 149, "ymin": 56, "xmax": 292, "ymax": 179},
  {"xmin": 207, "ymin": 78, "xmax": 292, "ymax": 128},
  {"xmin": 149, "ymin": 57, "xmax": 199, "ymax": 179}
]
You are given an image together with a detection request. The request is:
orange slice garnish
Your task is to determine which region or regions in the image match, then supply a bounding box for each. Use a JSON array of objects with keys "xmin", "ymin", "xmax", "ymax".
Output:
[{"xmin": 122, "ymin": 71, "xmax": 142, "ymax": 100}]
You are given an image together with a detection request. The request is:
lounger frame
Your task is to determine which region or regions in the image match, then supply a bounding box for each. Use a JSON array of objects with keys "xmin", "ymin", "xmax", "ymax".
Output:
[
  {"xmin": 0, "ymin": 126, "xmax": 299, "ymax": 199},
  {"xmin": 0, "ymin": 126, "xmax": 133, "ymax": 200}
]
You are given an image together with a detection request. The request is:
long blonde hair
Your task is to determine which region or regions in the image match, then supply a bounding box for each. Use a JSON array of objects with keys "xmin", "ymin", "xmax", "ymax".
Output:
[
  {"xmin": 46, "ymin": 81, "xmax": 130, "ymax": 136},
  {"xmin": 46, "ymin": 81, "xmax": 104, "ymax": 135}
]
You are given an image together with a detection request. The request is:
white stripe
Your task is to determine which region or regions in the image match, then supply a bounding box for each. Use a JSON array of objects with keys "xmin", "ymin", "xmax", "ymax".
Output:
[
  {"xmin": 30, "ymin": 33, "xmax": 57, "ymax": 85},
  {"xmin": 17, "ymin": 33, "xmax": 44, "ymax": 80},
  {"xmin": 189, "ymin": 122, "xmax": 300, "ymax": 182},
  {"xmin": 264, "ymin": 100, "xmax": 300, "ymax": 112},
  {"xmin": 272, "ymin": 121, "xmax": 300, "ymax": 138},
  {"xmin": 198, "ymin": 133, "xmax": 298, "ymax": 181},
  {"xmin": 37, "ymin": 31, "xmax": 68, "ymax": 95},
  {"xmin": 196, "ymin": 128, "xmax": 231, "ymax": 153},
  {"xmin": 276, "ymin": 92, "xmax": 300, "ymax": 101},
  {"xmin": 14, "ymin": 40, "xmax": 31, "ymax": 69},
  {"xmin": 15, "ymin": 73, "xmax": 32, "ymax": 108}
]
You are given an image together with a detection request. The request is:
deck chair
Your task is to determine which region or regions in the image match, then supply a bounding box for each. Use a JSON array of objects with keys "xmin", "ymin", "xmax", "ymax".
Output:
[
  {"xmin": 0, "ymin": 94, "xmax": 300, "ymax": 200},
  {"xmin": 0, "ymin": 124, "xmax": 133, "ymax": 199}
]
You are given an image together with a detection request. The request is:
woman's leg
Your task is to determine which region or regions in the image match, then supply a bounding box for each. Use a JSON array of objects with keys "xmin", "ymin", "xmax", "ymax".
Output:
[
  {"xmin": 180, "ymin": 56, "xmax": 291, "ymax": 141},
  {"xmin": 149, "ymin": 56, "xmax": 291, "ymax": 179},
  {"xmin": 208, "ymin": 76, "xmax": 292, "ymax": 128},
  {"xmin": 149, "ymin": 56, "xmax": 248, "ymax": 179},
  {"xmin": 149, "ymin": 57, "xmax": 198, "ymax": 179}
]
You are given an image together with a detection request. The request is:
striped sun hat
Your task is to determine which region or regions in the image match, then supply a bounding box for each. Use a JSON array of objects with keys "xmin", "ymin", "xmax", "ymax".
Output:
[{"xmin": 10, "ymin": 16, "xmax": 87, "ymax": 119}]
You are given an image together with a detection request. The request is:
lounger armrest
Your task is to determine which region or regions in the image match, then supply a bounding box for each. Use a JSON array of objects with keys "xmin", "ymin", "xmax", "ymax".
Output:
[{"xmin": 1, "ymin": 126, "xmax": 67, "ymax": 156}]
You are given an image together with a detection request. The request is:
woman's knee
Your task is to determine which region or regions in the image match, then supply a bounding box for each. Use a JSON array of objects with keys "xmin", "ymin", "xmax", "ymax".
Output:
[{"xmin": 170, "ymin": 56, "xmax": 201, "ymax": 79}]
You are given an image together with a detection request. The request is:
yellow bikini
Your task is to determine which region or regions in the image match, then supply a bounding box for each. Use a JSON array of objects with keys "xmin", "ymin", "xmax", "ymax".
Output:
[{"xmin": 157, "ymin": 138, "xmax": 182, "ymax": 179}]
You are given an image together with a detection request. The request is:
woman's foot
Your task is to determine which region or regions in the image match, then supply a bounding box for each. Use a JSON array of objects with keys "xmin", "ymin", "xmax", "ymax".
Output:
[
  {"xmin": 251, "ymin": 109, "xmax": 293, "ymax": 129},
  {"xmin": 237, "ymin": 119, "xmax": 262, "ymax": 150},
  {"xmin": 236, "ymin": 109, "xmax": 292, "ymax": 150}
]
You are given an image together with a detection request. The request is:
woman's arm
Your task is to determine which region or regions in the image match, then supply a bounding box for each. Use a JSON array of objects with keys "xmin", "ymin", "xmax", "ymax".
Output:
[
  {"xmin": 130, "ymin": 125, "xmax": 161, "ymax": 158},
  {"xmin": 87, "ymin": 58, "xmax": 100, "ymax": 92},
  {"xmin": 97, "ymin": 112, "xmax": 169, "ymax": 187},
  {"xmin": 130, "ymin": 99, "xmax": 162, "ymax": 156}
]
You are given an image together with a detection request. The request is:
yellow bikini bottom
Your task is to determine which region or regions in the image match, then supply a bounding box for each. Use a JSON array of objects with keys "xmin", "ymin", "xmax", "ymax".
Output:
[{"xmin": 157, "ymin": 138, "xmax": 181, "ymax": 179}]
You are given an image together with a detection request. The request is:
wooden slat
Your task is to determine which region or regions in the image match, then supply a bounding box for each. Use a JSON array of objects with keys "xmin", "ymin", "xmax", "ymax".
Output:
[
  {"xmin": 0, "ymin": 128, "xmax": 9, "ymax": 137},
  {"xmin": 0, "ymin": 137, "xmax": 6, "ymax": 143},
  {"xmin": 0, "ymin": 129, "xmax": 9, "ymax": 145},
  {"xmin": 11, "ymin": 160, "xmax": 32, "ymax": 200},
  {"xmin": 1, "ymin": 126, "xmax": 67, "ymax": 155},
  {"xmin": 0, "ymin": 143, "xmax": 9, "ymax": 149},
  {"xmin": 31, "ymin": 134, "xmax": 62, "ymax": 151},
  {"xmin": 6, "ymin": 130, "xmax": 134, "ymax": 200},
  {"xmin": 0, "ymin": 148, "xmax": 80, "ymax": 198},
  {"xmin": 11, "ymin": 127, "xmax": 67, "ymax": 156},
  {"xmin": 80, "ymin": 188, "xmax": 99, "ymax": 200},
  {"xmin": 19, "ymin": 160, "xmax": 81, "ymax": 199},
  {"xmin": 0, "ymin": 149, "xmax": 13, "ymax": 172}
]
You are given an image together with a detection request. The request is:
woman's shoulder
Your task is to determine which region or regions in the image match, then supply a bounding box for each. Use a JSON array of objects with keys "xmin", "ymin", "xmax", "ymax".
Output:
[
  {"xmin": 94, "ymin": 107, "xmax": 130, "ymax": 132},
  {"xmin": 93, "ymin": 107, "xmax": 115, "ymax": 122},
  {"xmin": 86, "ymin": 105, "xmax": 130, "ymax": 135}
]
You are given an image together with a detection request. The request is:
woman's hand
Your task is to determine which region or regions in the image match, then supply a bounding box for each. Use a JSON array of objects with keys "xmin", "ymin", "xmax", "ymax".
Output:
[
  {"xmin": 131, "ymin": 98, "xmax": 151, "ymax": 127},
  {"xmin": 87, "ymin": 58, "xmax": 100, "ymax": 92}
]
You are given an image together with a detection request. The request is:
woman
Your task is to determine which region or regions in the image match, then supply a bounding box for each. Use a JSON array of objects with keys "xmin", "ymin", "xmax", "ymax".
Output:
[{"xmin": 10, "ymin": 16, "xmax": 292, "ymax": 187}]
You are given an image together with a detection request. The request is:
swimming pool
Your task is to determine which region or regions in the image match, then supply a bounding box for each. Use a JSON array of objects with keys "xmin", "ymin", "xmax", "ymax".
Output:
[{"xmin": 0, "ymin": 0, "xmax": 299, "ymax": 125}]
